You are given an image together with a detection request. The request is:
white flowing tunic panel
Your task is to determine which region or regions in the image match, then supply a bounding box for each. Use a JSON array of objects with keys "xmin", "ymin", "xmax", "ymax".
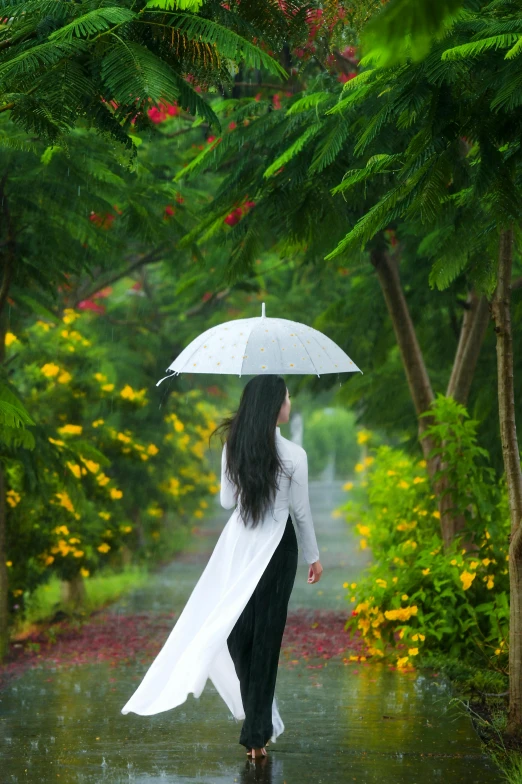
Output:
[{"xmin": 120, "ymin": 426, "xmax": 320, "ymax": 740}]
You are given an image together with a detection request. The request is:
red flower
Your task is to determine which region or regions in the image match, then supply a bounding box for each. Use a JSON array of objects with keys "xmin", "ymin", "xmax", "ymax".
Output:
[
  {"xmin": 272, "ymin": 94, "xmax": 282, "ymax": 110},
  {"xmin": 338, "ymin": 72, "xmax": 357, "ymax": 84},
  {"xmin": 224, "ymin": 207, "xmax": 243, "ymax": 226},
  {"xmin": 201, "ymin": 291, "xmax": 213, "ymax": 302},
  {"xmin": 78, "ymin": 300, "xmax": 106, "ymax": 314},
  {"xmin": 228, "ymin": 121, "xmax": 237, "ymax": 130},
  {"xmin": 207, "ymin": 135, "xmax": 216, "ymax": 143},
  {"xmin": 164, "ymin": 205, "xmax": 175, "ymax": 219}
]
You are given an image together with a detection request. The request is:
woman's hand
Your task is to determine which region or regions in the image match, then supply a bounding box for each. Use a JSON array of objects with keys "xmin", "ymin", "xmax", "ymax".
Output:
[{"xmin": 307, "ymin": 560, "xmax": 323, "ymax": 584}]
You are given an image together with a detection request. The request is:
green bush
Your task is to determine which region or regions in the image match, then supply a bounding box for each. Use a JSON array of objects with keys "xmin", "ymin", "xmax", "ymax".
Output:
[{"xmin": 341, "ymin": 394, "xmax": 510, "ymax": 671}]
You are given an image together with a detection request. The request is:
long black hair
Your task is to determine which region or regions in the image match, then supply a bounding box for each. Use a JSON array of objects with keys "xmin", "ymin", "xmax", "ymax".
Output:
[{"xmin": 210, "ymin": 374, "xmax": 292, "ymax": 528}]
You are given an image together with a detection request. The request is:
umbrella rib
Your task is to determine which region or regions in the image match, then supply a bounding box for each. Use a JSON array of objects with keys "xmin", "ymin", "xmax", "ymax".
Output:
[
  {"xmin": 174, "ymin": 327, "xmax": 220, "ymax": 373},
  {"xmin": 294, "ymin": 328, "xmax": 322, "ymax": 376}
]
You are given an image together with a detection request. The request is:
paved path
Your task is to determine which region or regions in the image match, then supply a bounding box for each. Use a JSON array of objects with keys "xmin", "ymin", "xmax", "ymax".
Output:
[{"xmin": 0, "ymin": 481, "xmax": 503, "ymax": 783}]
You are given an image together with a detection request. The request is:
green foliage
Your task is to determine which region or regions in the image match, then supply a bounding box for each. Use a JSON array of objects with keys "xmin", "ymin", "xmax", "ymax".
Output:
[
  {"xmin": 0, "ymin": 0, "xmax": 295, "ymax": 145},
  {"xmin": 3, "ymin": 307, "xmax": 220, "ymax": 618},
  {"xmin": 0, "ymin": 380, "xmax": 35, "ymax": 449},
  {"xmin": 302, "ymin": 407, "xmax": 359, "ymax": 478},
  {"xmin": 341, "ymin": 398, "xmax": 510, "ymax": 669},
  {"xmin": 361, "ymin": 0, "xmax": 466, "ymax": 66}
]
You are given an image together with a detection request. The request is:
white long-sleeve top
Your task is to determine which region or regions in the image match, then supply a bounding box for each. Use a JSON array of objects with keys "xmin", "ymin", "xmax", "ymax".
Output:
[{"xmin": 220, "ymin": 425, "xmax": 320, "ymax": 564}]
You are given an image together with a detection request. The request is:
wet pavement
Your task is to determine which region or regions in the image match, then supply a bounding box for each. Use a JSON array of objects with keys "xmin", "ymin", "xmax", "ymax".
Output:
[{"xmin": 0, "ymin": 481, "xmax": 503, "ymax": 783}]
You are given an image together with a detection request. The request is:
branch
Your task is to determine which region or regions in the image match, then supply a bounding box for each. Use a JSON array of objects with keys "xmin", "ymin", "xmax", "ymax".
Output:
[{"xmin": 73, "ymin": 246, "xmax": 168, "ymax": 305}]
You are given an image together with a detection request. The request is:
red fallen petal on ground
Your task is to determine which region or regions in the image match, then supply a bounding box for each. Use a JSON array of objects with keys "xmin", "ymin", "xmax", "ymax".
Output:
[{"xmin": 0, "ymin": 609, "xmax": 363, "ymax": 690}]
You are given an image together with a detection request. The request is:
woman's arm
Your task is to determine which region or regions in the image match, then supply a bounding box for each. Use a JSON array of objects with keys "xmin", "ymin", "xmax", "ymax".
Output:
[
  {"xmin": 289, "ymin": 449, "xmax": 320, "ymax": 565},
  {"xmin": 220, "ymin": 442, "xmax": 238, "ymax": 510}
]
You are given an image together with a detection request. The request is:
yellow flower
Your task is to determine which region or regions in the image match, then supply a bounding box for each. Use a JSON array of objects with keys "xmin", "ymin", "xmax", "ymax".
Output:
[
  {"xmin": 487, "ymin": 576, "xmax": 495, "ymax": 590},
  {"xmin": 48, "ymin": 437, "xmax": 65, "ymax": 446},
  {"xmin": 5, "ymin": 560, "xmax": 12, "ymax": 567},
  {"xmin": 121, "ymin": 525, "xmax": 132, "ymax": 533},
  {"xmin": 350, "ymin": 583, "xmax": 357, "ymax": 589},
  {"xmin": 67, "ymin": 462, "xmax": 82, "ymax": 479},
  {"xmin": 450, "ymin": 559, "xmax": 457, "ymax": 565},
  {"xmin": 432, "ymin": 511, "xmax": 441, "ymax": 519},
  {"xmin": 375, "ymin": 578, "xmax": 387, "ymax": 588},
  {"xmin": 102, "ymin": 383, "xmax": 115, "ymax": 392},
  {"xmin": 343, "ymin": 582, "xmax": 349, "ymax": 588},
  {"xmin": 55, "ymin": 491, "xmax": 74, "ymax": 513},
  {"xmin": 147, "ymin": 444, "xmax": 159, "ymax": 456},
  {"xmin": 80, "ymin": 567, "xmax": 90, "ymax": 577},
  {"xmin": 5, "ymin": 332, "xmax": 18, "ymax": 346},
  {"xmin": 408, "ymin": 647, "xmax": 419, "ymax": 656},
  {"xmin": 44, "ymin": 555, "xmax": 54, "ymax": 566},
  {"xmin": 110, "ymin": 488, "xmax": 123, "ymax": 500},
  {"xmin": 459, "ymin": 570, "xmax": 476, "ymax": 591},
  {"xmin": 418, "ymin": 460, "xmax": 427, "ymax": 468},
  {"xmin": 139, "ymin": 453, "xmax": 149, "ymax": 461},
  {"xmin": 62, "ymin": 308, "xmax": 79, "ymax": 324},
  {"xmin": 117, "ymin": 432, "xmax": 132, "ymax": 444},
  {"xmin": 57, "ymin": 371, "xmax": 72, "ymax": 384},
  {"xmin": 354, "ymin": 463, "xmax": 365, "ymax": 473},
  {"xmin": 81, "ymin": 457, "xmax": 99, "ymax": 474},
  {"xmin": 392, "ymin": 576, "xmax": 398, "ymax": 583},
  {"xmin": 53, "ymin": 525, "xmax": 70, "ymax": 535},
  {"xmin": 97, "ymin": 473, "xmax": 110, "ymax": 487},
  {"xmin": 41, "ymin": 362, "xmax": 61, "ymax": 378},
  {"xmin": 99, "ymin": 511, "xmax": 111, "ymax": 520},
  {"xmin": 6, "ymin": 490, "xmax": 21, "ymax": 507},
  {"xmin": 413, "ymin": 476, "xmax": 426, "ymax": 484},
  {"xmin": 359, "ymin": 538, "xmax": 367, "ymax": 550},
  {"xmin": 92, "ymin": 419, "xmax": 105, "ymax": 428},
  {"xmin": 120, "ymin": 385, "xmax": 136, "ymax": 400},
  {"xmin": 397, "ymin": 656, "xmax": 409, "ymax": 668},
  {"xmin": 356, "ymin": 431, "xmax": 370, "ymax": 444},
  {"xmin": 401, "ymin": 594, "xmax": 409, "ymax": 600},
  {"xmin": 364, "ymin": 456, "xmax": 374, "ymax": 466},
  {"xmin": 387, "ymin": 470, "xmax": 396, "ymax": 476},
  {"xmin": 58, "ymin": 424, "xmax": 83, "ymax": 436},
  {"xmin": 399, "ymin": 480, "xmax": 409, "ymax": 489},
  {"xmin": 422, "ymin": 568, "xmax": 430, "ymax": 576},
  {"xmin": 174, "ymin": 419, "xmax": 184, "ymax": 432},
  {"xmin": 94, "ymin": 373, "xmax": 107, "ymax": 382},
  {"xmin": 482, "ymin": 558, "xmax": 491, "ymax": 567},
  {"xmin": 73, "ymin": 550, "xmax": 84, "ymax": 558},
  {"xmin": 357, "ymin": 524, "xmax": 371, "ymax": 537},
  {"xmin": 469, "ymin": 560, "xmax": 479, "ymax": 570},
  {"xmin": 97, "ymin": 543, "xmax": 111, "ymax": 553},
  {"xmin": 343, "ymin": 481, "xmax": 353, "ymax": 491},
  {"xmin": 194, "ymin": 509, "xmax": 204, "ymax": 519},
  {"xmin": 384, "ymin": 606, "xmax": 418, "ymax": 621}
]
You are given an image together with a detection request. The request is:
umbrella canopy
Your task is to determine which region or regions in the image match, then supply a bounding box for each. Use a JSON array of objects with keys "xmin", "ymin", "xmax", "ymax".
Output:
[{"xmin": 156, "ymin": 302, "xmax": 362, "ymax": 385}]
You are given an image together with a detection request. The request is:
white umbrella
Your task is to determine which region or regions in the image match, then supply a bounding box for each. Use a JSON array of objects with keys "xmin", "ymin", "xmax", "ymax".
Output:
[{"xmin": 157, "ymin": 302, "xmax": 362, "ymax": 385}]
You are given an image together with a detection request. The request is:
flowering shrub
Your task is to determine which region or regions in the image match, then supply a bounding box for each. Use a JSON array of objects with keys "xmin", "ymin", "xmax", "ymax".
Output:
[
  {"xmin": 4, "ymin": 307, "xmax": 220, "ymax": 617},
  {"xmin": 341, "ymin": 396, "xmax": 510, "ymax": 671}
]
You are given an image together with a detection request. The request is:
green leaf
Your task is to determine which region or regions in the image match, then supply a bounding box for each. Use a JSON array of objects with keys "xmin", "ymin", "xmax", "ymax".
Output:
[
  {"xmin": 263, "ymin": 122, "xmax": 322, "ymax": 178},
  {"xmin": 166, "ymin": 14, "xmax": 287, "ymax": 79},
  {"xmin": 146, "ymin": 0, "xmax": 203, "ymax": 9},
  {"xmin": 362, "ymin": 0, "xmax": 466, "ymax": 66},
  {"xmin": 49, "ymin": 8, "xmax": 136, "ymax": 42},
  {"xmin": 442, "ymin": 34, "xmax": 519, "ymax": 61}
]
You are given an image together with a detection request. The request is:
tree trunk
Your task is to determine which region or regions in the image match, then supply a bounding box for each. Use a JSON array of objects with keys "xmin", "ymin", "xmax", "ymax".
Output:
[
  {"xmin": 446, "ymin": 290, "xmax": 490, "ymax": 405},
  {"xmin": 491, "ymin": 226, "xmax": 522, "ymax": 738},
  {"xmin": 60, "ymin": 573, "xmax": 87, "ymax": 610},
  {"xmin": 370, "ymin": 247, "xmax": 477, "ymax": 550}
]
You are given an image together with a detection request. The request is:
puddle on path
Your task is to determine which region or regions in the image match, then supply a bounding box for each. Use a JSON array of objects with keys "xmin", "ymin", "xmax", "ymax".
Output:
[{"xmin": 0, "ymin": 481, "xmax": 503, "ymax": 783}]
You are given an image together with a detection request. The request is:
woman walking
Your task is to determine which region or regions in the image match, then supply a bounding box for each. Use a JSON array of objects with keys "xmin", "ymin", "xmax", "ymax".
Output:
[{"xmin": 121, "ymin": 374, "xmax": 323, "ymax": 760}]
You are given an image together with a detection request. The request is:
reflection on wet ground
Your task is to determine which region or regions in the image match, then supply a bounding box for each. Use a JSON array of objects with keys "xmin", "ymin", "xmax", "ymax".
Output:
[{"xmin": 0, "ymin": 481, "xmax": 503, "ymax": 783}]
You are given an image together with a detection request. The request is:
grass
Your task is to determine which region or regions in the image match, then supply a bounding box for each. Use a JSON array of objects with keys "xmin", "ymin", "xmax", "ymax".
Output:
[{"xmin": 12, "ymin": 564, "xmax": 150, "ymax": 637}]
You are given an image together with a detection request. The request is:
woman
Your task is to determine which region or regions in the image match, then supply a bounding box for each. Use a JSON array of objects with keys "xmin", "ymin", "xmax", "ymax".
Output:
[{"xmin": 121, "ymin": 374, "xmax": 323, "ymax": 761}]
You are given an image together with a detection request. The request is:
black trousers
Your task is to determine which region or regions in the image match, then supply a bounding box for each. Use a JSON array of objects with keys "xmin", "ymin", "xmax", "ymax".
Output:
[{"xmin": 227, "ymin": 514, "xmax": 298, "ymax": 749}]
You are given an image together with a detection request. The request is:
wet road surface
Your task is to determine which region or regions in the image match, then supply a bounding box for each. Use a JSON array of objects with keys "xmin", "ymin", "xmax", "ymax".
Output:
[{"xmin": 0, "ymin": 481, "xmax": 503, "ymax": 783}]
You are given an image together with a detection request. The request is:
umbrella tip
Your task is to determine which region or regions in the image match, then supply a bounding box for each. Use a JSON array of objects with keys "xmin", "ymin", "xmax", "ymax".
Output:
[{"xmin": 261, "ymin": 302, "xmax": 265, "ymax": 318}]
